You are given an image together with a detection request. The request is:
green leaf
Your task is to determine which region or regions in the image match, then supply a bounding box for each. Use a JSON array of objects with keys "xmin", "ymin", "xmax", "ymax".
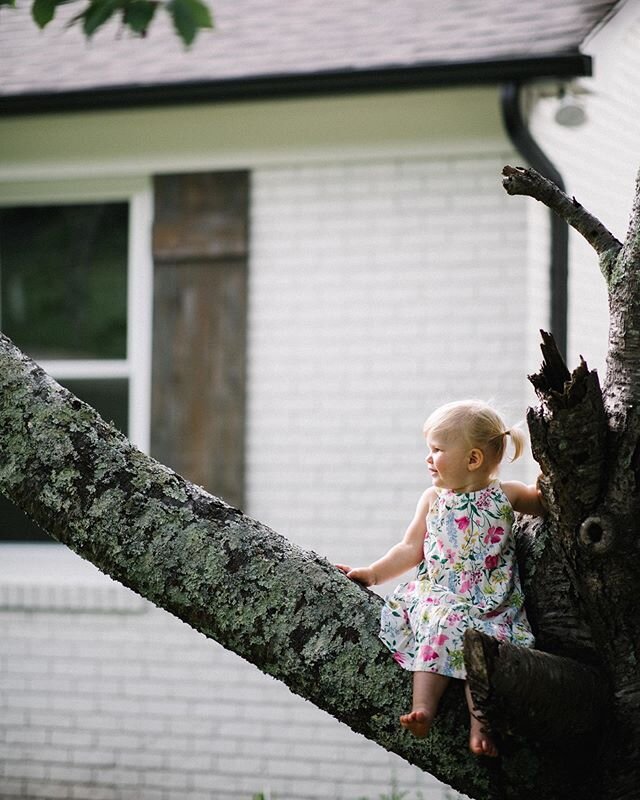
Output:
[
  {"xmin": 81, "ymin": 0, "xmax": 118, "ymax": 36},
  {"xmin": 0, "ymin": 0, "xmax": 17, "ymax": 8},
  {"xmin": 31, "ymin": 0, "xmax": 56, "ymax": 27},
  {"xmin": 123, "ymin": 0, "xmax": 158, "ymax": 34},
  {"xmin": 167, "ymin": 0, "xmax": 212, "ymax": 46}
]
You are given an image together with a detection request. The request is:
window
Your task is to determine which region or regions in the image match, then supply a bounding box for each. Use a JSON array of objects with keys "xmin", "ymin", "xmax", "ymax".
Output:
[
  {"xmin": 0, "ymin": 188, "xmax": 152, "ymax": 541},
  {"xmin": 1, "ymin": 203, "xmax": 128, "ymax": 360}
]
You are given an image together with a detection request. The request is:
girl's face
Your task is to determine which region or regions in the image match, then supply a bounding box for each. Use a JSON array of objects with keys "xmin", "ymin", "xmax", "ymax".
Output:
[{"xmin": 425, "ymin": 432, "xmax": 482, "ymax": 492}]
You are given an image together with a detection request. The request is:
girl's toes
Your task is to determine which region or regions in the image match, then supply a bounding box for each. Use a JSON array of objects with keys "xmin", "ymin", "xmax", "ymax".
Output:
[{"xmin": 470, "ymin": 732, "xmax": 498, "ymax": 758}]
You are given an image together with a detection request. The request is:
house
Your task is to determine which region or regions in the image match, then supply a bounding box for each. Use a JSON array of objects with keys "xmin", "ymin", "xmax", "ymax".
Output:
[{"xmin": 0, "ymin": 1, "xmax": 637, "ymax": 797}]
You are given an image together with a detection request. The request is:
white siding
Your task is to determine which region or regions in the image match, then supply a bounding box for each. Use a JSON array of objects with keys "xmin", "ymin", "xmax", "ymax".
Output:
[{"xmin": 528, "ymin": 1, "xmax": 640, "ymax": 375}]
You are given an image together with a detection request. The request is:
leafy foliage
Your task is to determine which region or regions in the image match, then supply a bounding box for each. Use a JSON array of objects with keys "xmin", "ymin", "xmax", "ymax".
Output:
[
  {"xmin": 166, "ymin": 0, "xmax": 211, "ymax": 45},
  {"xmin": 2, "ymin": 0, "xmax": 213, "ymax": 46}
]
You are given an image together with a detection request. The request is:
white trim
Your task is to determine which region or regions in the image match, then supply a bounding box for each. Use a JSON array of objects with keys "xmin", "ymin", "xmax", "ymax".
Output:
[
  {"xmin": 39, "ymin": 360, "xmax": 129, "ymax": 379},
  {"xmin": 0, "ymin": 543, "xmax": 148, "ymax": 610},
  {"xmin": 0, "ymin": 138, "xmax": 510, "ymax": 183},
  {"xmin": 0, "ymin": 175, "xmax": 149, "ymax": 205},
  {"xmin": 127, "ymin": 185, "xmax": 154, "ymax": 454}
]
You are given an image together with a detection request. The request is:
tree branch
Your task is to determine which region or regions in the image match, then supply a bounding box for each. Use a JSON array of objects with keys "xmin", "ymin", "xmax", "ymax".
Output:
[
  {"xmin": 464, "ymin": 630, "xmax": 605, "ymax": 740},
  {"xmin": 0, "ymin": 331, "xmax": 609, "ymax": 800},
  {"xmin": 528, "ymin": 331, "xmax": 608, "ymax": 520},
  {"xmin": 621, "ymin": 165, "xmax": 640, "ymax": 268},
  {"xmin": 502, "ymin": 165, "xmax": 622, "ymax": 271},
  {"xmin": 504, "ymin": 163, "xmax": 640, "ymax": 800},
  {"xmin": 464, "ymin": 630, "xmax": 606, "ymax": 798}
]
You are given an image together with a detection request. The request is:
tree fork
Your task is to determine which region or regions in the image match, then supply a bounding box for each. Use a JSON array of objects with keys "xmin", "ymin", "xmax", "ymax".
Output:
[{"xmin": 503, "ymin": 165, "xmax": 640, "ymax": 800}]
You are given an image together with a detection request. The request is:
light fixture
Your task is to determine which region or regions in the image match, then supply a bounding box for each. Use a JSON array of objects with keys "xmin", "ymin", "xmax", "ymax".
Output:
[{"xmin": 554, "ymin": 88, "xmax": 587, "ymax": 127}]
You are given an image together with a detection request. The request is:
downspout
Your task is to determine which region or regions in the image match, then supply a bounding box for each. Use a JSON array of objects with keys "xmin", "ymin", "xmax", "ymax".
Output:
[{"xmin": 501, "ymin": 81, "xmax": 568, "ymax": 360}]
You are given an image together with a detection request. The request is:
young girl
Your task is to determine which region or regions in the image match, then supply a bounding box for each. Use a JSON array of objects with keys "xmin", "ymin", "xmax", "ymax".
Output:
[{"xmin": 337, "ymin": 400, "xmax": 544, "ymax": 757}]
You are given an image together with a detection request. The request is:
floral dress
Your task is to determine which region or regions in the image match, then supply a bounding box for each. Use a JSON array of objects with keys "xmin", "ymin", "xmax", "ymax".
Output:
[{"xmin": 379, "ymin": 480, "xmax": 534, "ymax": 679}]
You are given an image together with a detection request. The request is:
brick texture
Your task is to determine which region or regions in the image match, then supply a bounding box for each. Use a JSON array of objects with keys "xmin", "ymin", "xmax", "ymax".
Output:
[
  {"xmin": 0, "ymin": 579, "xmax": 448, "ymax": 799},
  {"xmin": 247, "ymin": 153, "xmax": 534, "ymax": 581}
]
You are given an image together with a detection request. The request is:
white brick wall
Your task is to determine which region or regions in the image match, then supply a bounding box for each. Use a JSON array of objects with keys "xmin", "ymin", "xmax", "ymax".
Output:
[
  {"xmin": 2, "ymin": 554, "xmax": 460, "ymax": 800},
  {"xmin": 247, "ymin": 152, "xmax": 534, "ymax": 579}
]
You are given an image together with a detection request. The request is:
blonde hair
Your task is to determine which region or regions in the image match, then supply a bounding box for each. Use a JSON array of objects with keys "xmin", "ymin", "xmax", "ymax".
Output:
[{"xmin": 423, "ymin": 400, "xmax": 525, "ymax": 469}]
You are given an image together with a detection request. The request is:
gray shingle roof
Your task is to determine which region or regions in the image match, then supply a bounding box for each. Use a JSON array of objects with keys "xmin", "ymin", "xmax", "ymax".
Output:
[{"xmin": 0, "ymin": 0, "xmax": 622, "ymax": 108}]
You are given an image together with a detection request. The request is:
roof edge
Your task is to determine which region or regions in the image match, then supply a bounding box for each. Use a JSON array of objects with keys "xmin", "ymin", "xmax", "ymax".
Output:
[{"xmin": 0, "ymin": 53, "xmax": 592, "ymax": 116}]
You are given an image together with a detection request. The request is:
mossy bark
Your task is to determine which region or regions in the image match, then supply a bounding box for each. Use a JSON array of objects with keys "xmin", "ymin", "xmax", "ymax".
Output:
[{"xmin": 0, "ymin": 333, "xmax": 601, "ymax": 800}]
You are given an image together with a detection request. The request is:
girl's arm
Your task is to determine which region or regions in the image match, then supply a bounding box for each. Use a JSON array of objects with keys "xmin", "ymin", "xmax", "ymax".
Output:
[
  {"xmin": 502, "ymin": 480, "xmax": 546, "ymax": 517},
  {"xmin": 336, "ymin": 487, "xmax": 436, "ymax": 587}
]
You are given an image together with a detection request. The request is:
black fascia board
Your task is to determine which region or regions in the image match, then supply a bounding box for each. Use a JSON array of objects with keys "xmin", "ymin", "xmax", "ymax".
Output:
[{"xmin": 0, "ymin": 52, "xmax": 592, "ymax": 116}]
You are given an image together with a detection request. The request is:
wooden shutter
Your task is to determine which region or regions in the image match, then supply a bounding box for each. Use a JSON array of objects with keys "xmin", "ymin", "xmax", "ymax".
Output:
[{"xmin": 151, "ymin": 172, "xmax": 249, "ymax": 509}]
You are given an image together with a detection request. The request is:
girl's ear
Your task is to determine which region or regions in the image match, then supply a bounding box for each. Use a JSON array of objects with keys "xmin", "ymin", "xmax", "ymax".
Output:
[{"xmin": 468, "ymin": 448, "xmax": 484, "ymax": 471}]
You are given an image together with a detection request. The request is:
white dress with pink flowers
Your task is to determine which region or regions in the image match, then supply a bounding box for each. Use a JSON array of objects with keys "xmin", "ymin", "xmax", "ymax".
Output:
[{"xmin": 379, "ymin": 480, "xmax": 534, "ymax": 679}]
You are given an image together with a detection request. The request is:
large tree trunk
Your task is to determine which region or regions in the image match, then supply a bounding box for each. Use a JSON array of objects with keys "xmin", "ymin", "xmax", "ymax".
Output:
[{"xmin": 1, "ymin": 164, "xmax": 639, "ymax": 799}]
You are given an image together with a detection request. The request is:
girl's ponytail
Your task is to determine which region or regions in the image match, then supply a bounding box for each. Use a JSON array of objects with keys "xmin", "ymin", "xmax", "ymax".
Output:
[{"xmin": 506, "ymin": 426, "xmax": 526, "ymax": 462}]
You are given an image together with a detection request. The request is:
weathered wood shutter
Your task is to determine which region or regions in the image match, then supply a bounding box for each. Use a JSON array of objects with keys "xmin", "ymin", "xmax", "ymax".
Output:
[{"xmin": 151, "ymin": 172, "xmax": 249, "ymax": 509}]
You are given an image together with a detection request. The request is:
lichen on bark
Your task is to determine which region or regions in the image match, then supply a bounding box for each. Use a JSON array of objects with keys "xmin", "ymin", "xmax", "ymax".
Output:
[{"xmin": 0, "ymin": 330, "xmax": 604, "ymax": 800}]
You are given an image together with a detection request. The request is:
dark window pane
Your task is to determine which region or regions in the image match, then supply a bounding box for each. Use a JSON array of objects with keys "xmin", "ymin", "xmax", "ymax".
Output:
[
  {"xmin": 63, "ymin": 378, "xmax": 129, "ymax": 434},
  {"xmin": 0, "ymin": 379, "xmax": 128, "ymax": 542},
  {"xmin": 0, "ymin": 203, "xmax": 128, "ymax": 360}
]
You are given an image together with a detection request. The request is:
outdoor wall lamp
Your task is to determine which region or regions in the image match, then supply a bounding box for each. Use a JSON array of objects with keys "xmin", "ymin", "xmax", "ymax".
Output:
[{"xmin": 554, "ymin": 86, "xmax": 588, "ymax": 127}]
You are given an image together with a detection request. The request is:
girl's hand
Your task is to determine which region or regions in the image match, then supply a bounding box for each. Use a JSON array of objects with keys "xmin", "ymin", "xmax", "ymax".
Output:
[{"xmin": 335, "ymin": 564, "xmax": 376, "ymax": 587}]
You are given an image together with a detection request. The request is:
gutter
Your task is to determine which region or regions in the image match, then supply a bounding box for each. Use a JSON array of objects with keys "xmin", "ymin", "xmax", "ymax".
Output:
[
  {"xmin": 0, "ymin": 53, "xmax": 592, "ymax": 116},
  {"xmin": 500, "ymin": 81, "xmax": 569, "ymax": 360}
]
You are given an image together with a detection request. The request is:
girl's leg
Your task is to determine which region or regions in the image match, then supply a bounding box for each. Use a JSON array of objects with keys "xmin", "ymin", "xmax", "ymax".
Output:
[
  {"xmin": 464, "ymin": 681, "xmax": 498, "ymax": 757},
  {"xmin": 400, "ymin": 671, "xmax": 450, "ymax": 738}
]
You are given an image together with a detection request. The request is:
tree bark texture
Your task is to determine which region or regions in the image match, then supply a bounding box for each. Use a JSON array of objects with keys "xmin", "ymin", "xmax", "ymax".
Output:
[
  {"xmin": 0, "ymin": 332, "xmax": 608, "ymax": 800},
  {"xmin": 497, "ymin": 165, "xmax": 640, "ymax": 800}
]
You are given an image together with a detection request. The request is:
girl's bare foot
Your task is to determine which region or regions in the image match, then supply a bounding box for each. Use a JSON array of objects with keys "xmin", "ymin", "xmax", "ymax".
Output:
[
  {"xmin": 469, "ymin": 712, "xmax": 498, "ymax": 757},
  {"xmin": 464, "ymin": 680, "xmax": 498, "ymax": 757},
  {"xmin": 399, "ymin": 707, "xmax": 434, "ymax": 738}
]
